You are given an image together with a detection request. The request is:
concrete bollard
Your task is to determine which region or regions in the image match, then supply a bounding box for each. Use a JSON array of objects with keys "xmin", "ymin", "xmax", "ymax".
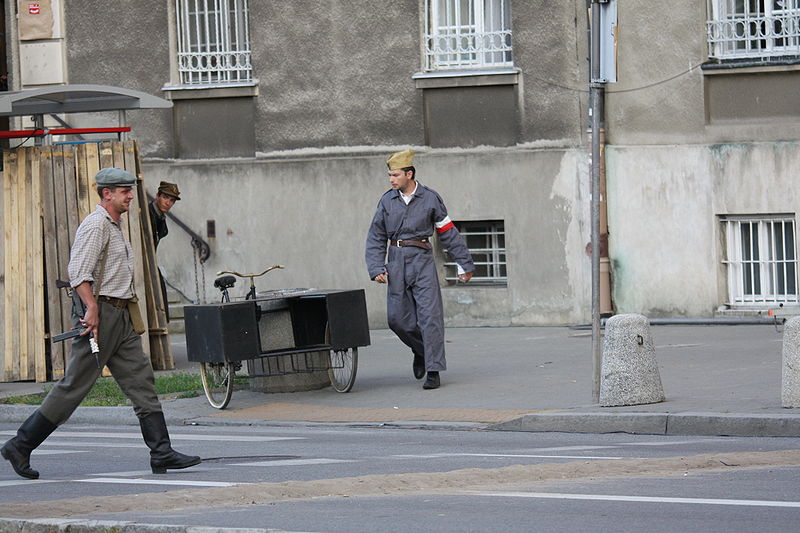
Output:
[
  {"xmin": 600, "ymin": 313, "xmax": 665, "ymax": 407},
  {"xmin": 781, "ymin": 316, "xmax": 800, "ymax": 408}
]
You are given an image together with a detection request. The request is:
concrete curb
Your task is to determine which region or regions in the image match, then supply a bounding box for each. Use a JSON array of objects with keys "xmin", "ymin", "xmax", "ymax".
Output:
[
  {"xmin": 489, "ymin": 411, "xmax": 800, "ymax": 437},
  {"xmin": 5, "ymin": 403, "xmax": 800, "ymax": 436},
  {"xmin": 0, "ymin": 518, "xmax": 275, "ymax": 532}
]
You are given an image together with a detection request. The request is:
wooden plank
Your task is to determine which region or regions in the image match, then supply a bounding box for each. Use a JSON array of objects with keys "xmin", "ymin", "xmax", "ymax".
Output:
[
  {"xmin": 30, "ymin": 148, "xmax": 46, "ymax": 382},
  {"xmin": 40, "ymin": 146, "xmax": 64, "ymax": 379},
  {"xmin": 122, "ymin": 141, "xmax": 153, "ymax": 363},
  {"xmin": 3, "ymin": 150, "xmax": 19, "ymax": 381},
  {"xmin": 52, "ymin": 147, "xmax": 74, "ymax": 376},
  {"xmin": 132, "ymin": 140, "xmax": 173, "ymax": 370},
  {"xmin": 17, "ymin": 148, "xmax": 36, "ymax": 380},
  {"xmin": 82, "ymin": 143, "xmax": 100, "ymax": 219}
]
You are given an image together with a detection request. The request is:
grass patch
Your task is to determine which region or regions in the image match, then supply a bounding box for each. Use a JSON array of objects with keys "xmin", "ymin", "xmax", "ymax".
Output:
[{"xmin": 1, "ymin": 372, "xmax": 204, "ymax": 406}]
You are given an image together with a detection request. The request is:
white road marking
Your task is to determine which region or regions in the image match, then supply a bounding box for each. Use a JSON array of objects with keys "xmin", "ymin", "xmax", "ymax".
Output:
[
  {"xmin": 523, "ymin": 446, "xmax": 618, "ymax": 452},
  {"xmin": 392, "ymin": 453, "xmax": 623, "ymax": 460},
  {"xmin": 230, "ymin": 458, "xmax": 354, "ymax": 467},
  {"xmin": 619, "ymin": 439, "xmax": 729, "ymax": 447},
  {"xmin": 31, "ymin": 449, "xmax": 89, "ymax": 455},
  {"xmin": 469, "ymin": 491, "xmax": 800, "ymax": 508},
  {"xmin": 90, "ymin": 468, "xmax": 220, "ymax": 477},
  {"xmin": 41, "ymin": 441, "xmax": 141, "ymax": 448},
  {"xmin": 0, "ymin": 479, "xmax": 60, "ymax": 487},
  {"xmin": 76, "ymin": 477, "xmax": 242, "ymax": 487},
  {"xmin": 0, "ymin": 431, "xmax": 301, "ymax": 442}
]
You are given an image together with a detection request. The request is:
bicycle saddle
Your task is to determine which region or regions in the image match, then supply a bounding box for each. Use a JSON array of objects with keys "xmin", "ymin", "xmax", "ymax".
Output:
[{"xmin": 214, "ymin": 275, "xmax": 236, "ymax": 291}]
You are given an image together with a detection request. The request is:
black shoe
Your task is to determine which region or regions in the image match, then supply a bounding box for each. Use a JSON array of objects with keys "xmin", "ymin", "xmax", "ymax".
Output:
[
  {"xmin": 1, "ymin": 440, "xmax": 38, "ymax": 479},
  {"xmin": 150, "ymin": 450, "xmax": 202, "ymax": 474},
  {"xmin": 413, "ymin": 353, "xmax": 425, "ymax": 380},
  {"xmin": 1, "ymin": 410, "xmax": 57, "ymax": 480},
  {"xmin": 139, "ymin": 412, "xmax": 202, "ymax": 474},
  {"xmin": 423, "ymin": 371, "xmax": 440, "ymax": 390}
]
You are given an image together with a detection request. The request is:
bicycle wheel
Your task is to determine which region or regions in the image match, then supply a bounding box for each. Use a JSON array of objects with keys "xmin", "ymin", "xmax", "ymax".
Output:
[
  {"xmin": 328, "ymin": 347, "xmax": 358, "ymax": 393},
  {"xmin": 200, "ymin": 362, "xmax": 235, "ymax": 409}
]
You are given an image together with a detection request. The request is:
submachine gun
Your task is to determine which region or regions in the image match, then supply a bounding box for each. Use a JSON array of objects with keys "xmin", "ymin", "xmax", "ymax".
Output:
[{"xmin": 51, "ymin": 280, "xmax": 100, "ymax": 368}]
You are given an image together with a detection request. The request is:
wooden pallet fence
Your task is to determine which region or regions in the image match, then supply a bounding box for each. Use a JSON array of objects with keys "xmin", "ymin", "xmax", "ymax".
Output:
[
  {"xmin": 3, "ymin": 147, "xmax": 46, "ymax": 382},
  {"xmin": 2, "ymin": 141, "xmax": 173, "ymax": 383}
]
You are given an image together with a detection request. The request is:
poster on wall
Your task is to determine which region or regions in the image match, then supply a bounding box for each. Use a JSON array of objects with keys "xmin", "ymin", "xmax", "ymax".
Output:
[{"xmin": 18, "ymin": 0, "xmax": 54, "ymax": 40}]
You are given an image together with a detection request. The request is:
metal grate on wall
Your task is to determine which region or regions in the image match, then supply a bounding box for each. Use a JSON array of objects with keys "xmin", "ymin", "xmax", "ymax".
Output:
[
  {"xmin": 176, "ymin": 0, "xmax": 253, "ymax": 85},
  {"xmin": 444, "ymin": 220, "xmax": 507, "ymax": 284},
  {"xmin": 707, "ymin": 0, "xmax": 800, "ymax": 60},
  {"xmin": 424, "ymin": 0, "xmax": 514, "ymax": 70},
  {"xmin": 721, "ymin": 215, "xmax": 798, "ymax": 305}
]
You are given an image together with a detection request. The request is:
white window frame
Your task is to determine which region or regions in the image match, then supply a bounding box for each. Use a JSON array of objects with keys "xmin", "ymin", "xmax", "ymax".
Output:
[
  {"xmin": 707, "ymin": 0, "xmax": 800, "ymax": 60},
  {"xmin": 424, "ymin": 0, "xmax": 513, "ymax": 71},
  {"xmin": 443, "ymin": 220, "xmax": 507, "ymax": 285},
  {"xmin": 721, "ymin": 215, "xmax": 798, "ymax": 306},
  {"xmin": 175, "ymin": 0, "xmax": 253, "ymax": 86}
]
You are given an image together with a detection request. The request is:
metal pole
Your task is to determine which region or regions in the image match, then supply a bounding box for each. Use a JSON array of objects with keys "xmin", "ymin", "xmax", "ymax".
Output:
[{"xmin": 590, "ymin": 0, "xmax": 605, "ymax": 403}]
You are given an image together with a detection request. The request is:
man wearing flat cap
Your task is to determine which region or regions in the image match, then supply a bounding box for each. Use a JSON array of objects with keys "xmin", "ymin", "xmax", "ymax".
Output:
[
  {"xmin": 366, "ymin": 149, "xmax": 474, "ymax": 390},
  {"xmin": 2, "ymin": 168, "xmax": 200, "ymax": 480},
  {"xmin": 149, "ymin": 181, "xmax": 180, "ymax": 321},
  {"xmin": 149, "ymin": 181, "xmax": 180, "ymax": 249}
]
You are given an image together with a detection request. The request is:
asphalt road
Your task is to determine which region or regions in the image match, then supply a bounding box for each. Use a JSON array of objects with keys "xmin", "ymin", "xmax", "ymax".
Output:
[{"xmin": 2, "ymin": 423, "xmax": 800, "ymax": 532}]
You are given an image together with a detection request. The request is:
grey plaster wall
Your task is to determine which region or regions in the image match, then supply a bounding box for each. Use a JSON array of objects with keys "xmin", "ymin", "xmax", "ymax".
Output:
[
  {"xmin": 250, "ymin": 0, "xmax": 424, "ymax": 152},
  {"xmin": 142, "ymin": 147, "xmax": 591, "ymax": 328},
  {"xmin": 62, "ymin": 0, "xmax": 174, "ymax": 157},
  {"xmin": 512, "ymin": 0, "xmax": 587, "ymax": 144},
  {"xmin": 606, "ymin": 142, "xmax": 800, "ymax": 317},
  {"xmin": 606, "ymin": 0, "xmax": 800, "ymax": 146}
]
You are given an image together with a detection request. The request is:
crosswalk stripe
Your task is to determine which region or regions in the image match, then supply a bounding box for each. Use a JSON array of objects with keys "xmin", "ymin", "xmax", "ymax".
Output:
[
  {"xmin": 0, "ymin": 479, "xmax": 60, "ymax": 487},
  {"xmin": 0, "ymin": 431, "xmax": 301, "ymax": 442},
  {"xmin": 469, "ymin": 491, "xmax": 800, "ymax": 508},
  {"xmin": 76, "ymin": 477, "xmax": 242, "ymax": 487},
  {"xmin": 392, "ymin": 453, "xmax": 623, "ymax": 460},
  {"xmin": 230, "ymin": 458, "xmax": 354, "ymax": 467}
]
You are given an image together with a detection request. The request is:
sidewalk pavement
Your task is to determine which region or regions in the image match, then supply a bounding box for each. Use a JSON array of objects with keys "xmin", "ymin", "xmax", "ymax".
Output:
[{"xmin": 2, "ymin": 324, "xmax": 800, "ymax": 436}]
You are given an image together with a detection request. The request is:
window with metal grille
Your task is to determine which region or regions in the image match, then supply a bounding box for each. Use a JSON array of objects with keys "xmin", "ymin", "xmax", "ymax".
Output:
[
  {"xmin": 424, "ymin": 0, "xmax": 513, "ymax": 71},
  {"xmin": 175, "ymin": 0, "xmax": 252, "ymax": 86},
  {"xmin": 721, "ymin": 215, "xmax": 798, "ymax": 305},
  {"xmin": 707, "ymin": 0, "xmax": 800, "ymax": 60},
  {"xmin": 443, "ymin": 220, "xmax": 507, "ymax": 285}
]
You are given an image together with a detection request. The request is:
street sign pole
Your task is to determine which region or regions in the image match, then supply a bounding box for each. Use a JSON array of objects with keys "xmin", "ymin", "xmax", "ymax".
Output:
[{"xmin": 590, "ymin": 0, "xmax": 606, "ymax": 403}]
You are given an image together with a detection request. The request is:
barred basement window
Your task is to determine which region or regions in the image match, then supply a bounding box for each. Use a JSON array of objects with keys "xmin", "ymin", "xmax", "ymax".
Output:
[
  {"xmin": 175, "ymin": 0, "xmax": 253, "ymax": 85},
  {"xmin": 707, "ymin": 0, "xmax": 800, "ymax": 60},
  {"xmin": 721, "ymin": 215, "xmax": 798, "ymax": 305},
  {"xmin": 444, "ymin": 220, "xmax": 507, "ymax": 285},
  {"xmin": 424, "ymin": 0, "xmax": 514, "ymax": 71}
]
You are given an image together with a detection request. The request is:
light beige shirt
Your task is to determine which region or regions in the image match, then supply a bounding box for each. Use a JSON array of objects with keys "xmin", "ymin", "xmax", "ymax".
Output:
[{"xmin": 68, "ymin": 205, "xmax": 134, "ymax": 299}]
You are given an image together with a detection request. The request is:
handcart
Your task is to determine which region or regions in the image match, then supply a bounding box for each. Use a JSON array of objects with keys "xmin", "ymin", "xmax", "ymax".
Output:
[{"xmin": 184, "ymin": 269, "xmax": 370, "ymax": 409}]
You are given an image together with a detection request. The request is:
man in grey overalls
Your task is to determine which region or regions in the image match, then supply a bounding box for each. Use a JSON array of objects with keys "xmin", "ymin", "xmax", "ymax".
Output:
[
  {"xmin": 1, "ymin": 168, "xmax": 200, "ymax": 480},
  {"xmin": 366, "ymin": 149, "xmax": 474, "ymax": 389}
]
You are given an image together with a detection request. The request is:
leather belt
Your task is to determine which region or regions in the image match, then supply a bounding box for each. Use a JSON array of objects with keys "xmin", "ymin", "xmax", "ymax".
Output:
[
  {"xmin": 390, "ymin": 237, "xmax": 431, "ymax": 250},
  {"xmin": 98, "ymin": 295, "xmax": 129, "ymax": 309}
]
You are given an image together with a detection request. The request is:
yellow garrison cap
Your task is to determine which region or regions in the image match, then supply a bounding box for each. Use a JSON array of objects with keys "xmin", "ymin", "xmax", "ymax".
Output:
[{"xmin": 387, "ymin": 148, "xmax": 415, "ymax": 170}]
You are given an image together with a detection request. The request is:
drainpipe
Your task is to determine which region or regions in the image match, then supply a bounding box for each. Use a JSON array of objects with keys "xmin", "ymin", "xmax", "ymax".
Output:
[{"xmin": 599, "ymin": 127, "xmax": 612, "ymax": 315}]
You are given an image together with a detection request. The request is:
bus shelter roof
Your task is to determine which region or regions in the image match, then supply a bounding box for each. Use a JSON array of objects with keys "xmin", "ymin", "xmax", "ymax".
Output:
[{"xmin": 0, "ymin": 84, "xmax": 172, "ymax": 117}]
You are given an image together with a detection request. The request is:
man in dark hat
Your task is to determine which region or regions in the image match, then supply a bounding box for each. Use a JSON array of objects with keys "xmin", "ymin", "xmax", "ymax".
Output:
[
  {"xmin": 1, "ymin": 168, "xmax": 200, "ymax": 480},
  {"xmin": 148, "ymin": 181, "xmax": 180, "ymax": 321},
  {"xmin": 149, "ymin": 181, "xmax": 180, "ymax": 249}
]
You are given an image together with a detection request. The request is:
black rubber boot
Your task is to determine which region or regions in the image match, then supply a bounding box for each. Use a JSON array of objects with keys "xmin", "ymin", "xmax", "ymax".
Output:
[
  {"xmin": 139, "ymin": 412, "xmax": 201, "ymax": 474},
  {"xmin": 412, "ymin": 353, "xmax": 425, "ymax": 380},
  {"xmin": 1, "ymin": 410, "xmax": 57, "ymax": 479}
]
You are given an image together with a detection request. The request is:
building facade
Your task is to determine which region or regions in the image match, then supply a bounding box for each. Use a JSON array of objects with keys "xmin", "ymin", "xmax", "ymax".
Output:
[{"xmin": 2, "ymin": 0, "xmax": 798, "ymax": 329}]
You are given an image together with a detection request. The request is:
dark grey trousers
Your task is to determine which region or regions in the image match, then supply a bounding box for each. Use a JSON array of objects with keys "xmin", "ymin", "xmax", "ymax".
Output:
[
  {"xmin": 386, "ymin": 246, "xmax": 446, "ymax": 372},
  {"xmin": 39, "ymin": 300, "xmax": 162, "ymax": 426}
]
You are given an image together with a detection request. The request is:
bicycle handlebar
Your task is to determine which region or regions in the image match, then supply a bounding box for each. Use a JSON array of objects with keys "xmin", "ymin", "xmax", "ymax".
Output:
[{"xmin": 217, "ymin": 265, "xmax": 285, "ymax": 279}]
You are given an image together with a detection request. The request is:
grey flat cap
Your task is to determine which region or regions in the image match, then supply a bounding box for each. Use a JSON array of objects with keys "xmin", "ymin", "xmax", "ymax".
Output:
[{"xmin": 96, "ymin": 167, "xmax": 137, "ymax": 187}]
